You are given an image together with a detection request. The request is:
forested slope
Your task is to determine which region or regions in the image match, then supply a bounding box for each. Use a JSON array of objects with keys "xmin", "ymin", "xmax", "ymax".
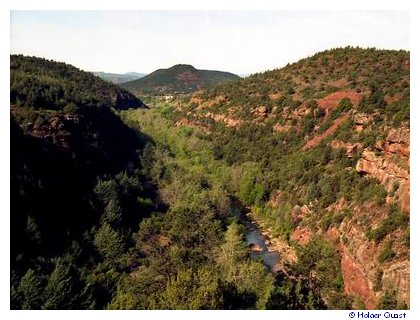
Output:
[
  {"xmin": 10, "ymin": 48, "xmax": 410, "ymax": 310},
  {"xmin": 120, "ymin": 64, "xmax": 240, "ymax": 95},
  {"xmin": 10, "ymin": 56, "xmax": 153, "ymax": 309},
  {"xmin": 168, "ymin": 47, "xmax": 410, "ymax": 309}
]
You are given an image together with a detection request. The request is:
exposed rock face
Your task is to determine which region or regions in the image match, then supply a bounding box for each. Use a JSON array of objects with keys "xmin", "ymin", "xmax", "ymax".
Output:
[
  {"xmin": 252, "ymin": 106, "xmax": 269, "ymax": 122},
  {"xmin": 318, "ymin": 200, "xmax": 411, "ymax": 309},
  {"xmin": 386, "ymin": 128, "xmax": 410, "ymax": 157},
  {"xmin": 269, "ymin": 93, "xmax": 282, "ymax": 100},
  {"xmin": 341, "ymin": 247, "xmax": 377, "ymax": 309},
  {"xmin": 29, "ymin": 114, "xmax": 81, "ymax": 148},
  {"xmin": 354, "ymin": 113, "xmax": 373, "ymax": 132},
  {"xmin": 273, "ymin": 123, "xmax": 292, "ymax": 133},
  {"xmin": 354, "ymin": 113, "xmax": 372, "ymax": 125},
  {"xmin": 356, "ymin": 127, "xmax": 410, "ymax": 212},
  {"xmin": 293, "ymin": 105, "xmax": 311, "ymax": 117},
  {"xmin": 338, "ymin": 128, "xmax": 411, "ymax": 307},
  {"xmin": 255, "ymin": 106, "xmax": 267, "ymax": 114},
  {"xmin": 330, "ymin": 140, "xmax": 363, "ymax": 158},
  {"xmin": 291, "ymin": 226, "xmax": 312, "ymax": 245},
  {"xmin": 381, "ymin": 260, "xmax": 410, "ymax": 305},
  {"xmin": 204, "ymin": 111, "xmax": 243, "ymax": 127}
]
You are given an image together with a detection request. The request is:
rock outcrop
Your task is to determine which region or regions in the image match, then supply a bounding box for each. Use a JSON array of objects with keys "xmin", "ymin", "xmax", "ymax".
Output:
[
  {"xmin": 249, "ymin": 243, "xmax": 263, "ymax": 252},
  {"xmin": 381, "ymin": 259, "xmax": 410, "ymax": 305},
  {"xmin": 204, "ymin": 111, "xmax": 243, "ymax": 127},
  {"xmin": 341, "ymin": 247, "xmax": 377, "ymax": 309},
  {"xmin": 356, "ymin": 127, "xmax": 410, "ymax": 212},
  {"xmin": 330, "ymin": 140, "xmax": 363, "ymax": 158},
  {"xmin": 273, "ymin": 123, "xmax": 293, "ymax": 133},
  {"xmin": 353, "ymin": 113, "xmax": 373, "ymax": 131},
  {"xmin": 28, "ymin": 114, "xmax": 81, "ymax": 148}
]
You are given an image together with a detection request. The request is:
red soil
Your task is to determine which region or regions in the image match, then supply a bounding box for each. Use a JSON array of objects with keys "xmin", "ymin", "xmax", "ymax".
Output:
[
  {"xmin": 176, "ymin": 70, "xmax": 199, "ymax": 82},
  {"xmin": 316, "ymin": 90, "xmax": 362, "ymax": 115},
  {"xmin": 302, "ymin": 114, "xmax": 350, "ymax": 150}
]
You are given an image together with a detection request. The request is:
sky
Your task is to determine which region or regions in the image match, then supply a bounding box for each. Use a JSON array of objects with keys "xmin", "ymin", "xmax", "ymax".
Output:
[{"xmin": 10, "ymin": 11, "xmax": 409, "ymax": 76}]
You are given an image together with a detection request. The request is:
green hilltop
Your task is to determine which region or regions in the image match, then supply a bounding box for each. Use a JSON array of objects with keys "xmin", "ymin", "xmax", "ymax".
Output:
[{"xmin": 120, "ymin": 64, "xmax": 240, "ymax": 95}]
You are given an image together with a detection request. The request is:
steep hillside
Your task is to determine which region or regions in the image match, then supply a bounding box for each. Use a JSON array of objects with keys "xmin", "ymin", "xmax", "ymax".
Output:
[
  {"xmin": 11, "ymin": 55, "xmax": 145, "ymax": 110},
  {"xmin": 10, "ymin": 56, "xmax": 154, "ymax": 309},
  {"xmin": 121, "ymin": 64, "xmax": 240, "ymax": 95},
  {"xmin": 170, "ymin": 47, "xmax": 410, "ymax": 309},
  {"xmin": 92, "ymin": 71, "xmax": 146, "ymax": 84}
]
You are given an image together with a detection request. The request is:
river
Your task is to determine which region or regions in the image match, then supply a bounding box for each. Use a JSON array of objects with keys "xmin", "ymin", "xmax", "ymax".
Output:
[{"xmin": 232, "ymin": 205, "xmax": 280, "ymax": 271}]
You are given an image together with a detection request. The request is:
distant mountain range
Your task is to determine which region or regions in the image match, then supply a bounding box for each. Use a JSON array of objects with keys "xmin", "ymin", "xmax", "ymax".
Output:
[
  {"xmin": 92, "ymin": 71, "xmax": 146, "ymax": 84},
  {"xmin": 120, "ymin": 64, "xmax": 240, "ymax": 95}
]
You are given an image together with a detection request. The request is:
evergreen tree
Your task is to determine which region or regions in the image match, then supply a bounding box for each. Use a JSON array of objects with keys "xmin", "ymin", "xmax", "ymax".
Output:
[
  {"xmin": 148, "ymin": 268, "xmax": 223, "ymax": 309},
  {"xmin": 218, "ymin": 222, "xmax": 248, "ymax": 270},
  {"xmin": 94, "ymin": 223, "xmax": 124, "ymax": 266},
  {"xmin": 102, "ymin": 199, "xmax": 123, "ymax": 227},
  {"xmin": 17, "ymin": 269, "xmax": 43, "ymax": 309},
  {"xmin": 43, "ymin": 256, "xmax": 76, "ymax": 309}
]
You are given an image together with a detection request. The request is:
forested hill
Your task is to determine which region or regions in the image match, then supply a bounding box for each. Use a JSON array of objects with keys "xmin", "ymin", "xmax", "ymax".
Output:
[
  {"xmin": 171, "ymin": 47, "xmax": 410, "ymax": 308},
  {"xmin": 184, "ymin": 47, "xmax": 409, "ymax": 125},
  {"xmin": 10, "ymin": 56, "xmax": 154, "ymax": 309},
  {"xmin": 11, "ymin": 54, "xmax": 145, "ymax": 110},
  {"xmin": 120, "ymin": 64, "xmax": 240, "ymax": 95}
]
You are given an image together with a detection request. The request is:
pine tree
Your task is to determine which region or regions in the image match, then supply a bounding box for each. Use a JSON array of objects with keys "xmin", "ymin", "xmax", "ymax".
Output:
[
  {"xmin": 94, "ymin": 223, "xmax": 124, "ymax": 266},
  {"xmin": 43, "ymin": 256, "xmax": 76, "ymax": 309},
  {"xmin": 102, "ymin": 199, "xmax": 123, "ymax": 227},
  {"xmin": 218, "ymin": 222, "xmax": 248, "ymax": 269},
  {"xmin": 17, "ymin": 269, "xmax": 43, "ymax": 309}
]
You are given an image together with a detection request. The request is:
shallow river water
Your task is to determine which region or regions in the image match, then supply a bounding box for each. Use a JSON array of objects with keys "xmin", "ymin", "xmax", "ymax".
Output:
[{"xmin": 233, "ymin": 205, "xmax": 280, "ymax": 270}]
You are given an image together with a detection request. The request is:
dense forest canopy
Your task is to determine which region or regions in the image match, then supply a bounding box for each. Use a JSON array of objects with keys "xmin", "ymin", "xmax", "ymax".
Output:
[
  {"xmin": 11, "ymin": 54, "xmax": 144, "ymax": 110},
  {"xmin": 10, "ymin": 55, "xmax": 152, "ymax": 309}
]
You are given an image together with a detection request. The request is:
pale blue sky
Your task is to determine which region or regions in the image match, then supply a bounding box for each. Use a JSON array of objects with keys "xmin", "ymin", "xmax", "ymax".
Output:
[{"xmin": 10, "ymin": 11, "xmax": 409, "ymax": 75}]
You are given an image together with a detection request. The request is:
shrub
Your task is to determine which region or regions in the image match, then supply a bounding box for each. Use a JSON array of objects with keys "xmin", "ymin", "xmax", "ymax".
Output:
[
  {"xmin": 63, "ymin": 102, "xmax": 79, "ymax": 113},
  {"xmin": 333, "ymin": 209, "xmax": 351, "ymax": 225},
  {"xmin": 377, "ymin": 290, "xmax": 398, "ymax": 310},
  {"xmin": 320, "ymin": 213, "xmax": 333, "ymax": 231},
  {"xmin": 331, "ymin": 98, "xmax": 353, "ymax": 119},
  {"xmin": 373, "ymin": 270, "xmax": 383, "ymax": 292},
  {"xmin": 378, "ymin": 241, "xmax": 395, "ymax": 263},
  {"xmin": 367, "ymin": 205, "xmax": 409, "ymax": 243},
  {"xmin": 317, "ymin": 117, "xmax": 333, "ymax": 134}
]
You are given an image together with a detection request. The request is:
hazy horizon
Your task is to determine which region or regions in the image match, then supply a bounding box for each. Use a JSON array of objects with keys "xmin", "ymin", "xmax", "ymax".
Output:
[{"xmin": 11, "ymin": 11, "xmax": 409, "ymax": 75}]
